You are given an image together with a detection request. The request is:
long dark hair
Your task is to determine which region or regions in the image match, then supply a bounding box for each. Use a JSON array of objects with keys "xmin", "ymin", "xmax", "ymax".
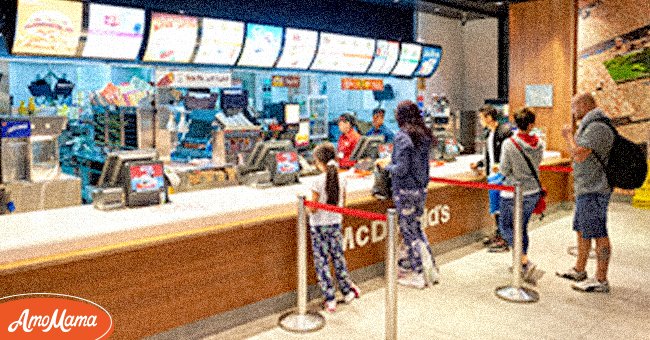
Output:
[
  {"xmin": 395, "ymin": 100, "xmax": 432, "ymax": 147},
  {"xmin": 313, "ymin": 143, "xmax": 339, "ymax": 205}
]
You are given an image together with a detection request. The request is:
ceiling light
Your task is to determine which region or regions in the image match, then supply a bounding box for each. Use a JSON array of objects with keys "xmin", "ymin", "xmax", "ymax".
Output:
[{"xmin": 495, "ymin": 1, "xmax": 504, "ymax": 5}]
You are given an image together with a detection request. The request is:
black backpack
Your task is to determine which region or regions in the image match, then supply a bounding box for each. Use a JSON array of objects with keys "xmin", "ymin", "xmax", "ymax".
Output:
[{"xmin": 587, "ymin": 118, "xmax": 647, "ymax": 190}]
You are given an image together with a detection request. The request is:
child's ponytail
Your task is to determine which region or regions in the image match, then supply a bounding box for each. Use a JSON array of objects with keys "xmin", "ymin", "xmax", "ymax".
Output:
[{"xmin": 313, "ymin": 143, "xmax": 340, "ymax": 206}]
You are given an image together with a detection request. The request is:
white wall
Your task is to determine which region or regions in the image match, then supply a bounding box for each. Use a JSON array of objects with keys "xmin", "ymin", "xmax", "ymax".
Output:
[{"xmin": 417, "ymin": 13, "xmax": 499, "ymax": 112}]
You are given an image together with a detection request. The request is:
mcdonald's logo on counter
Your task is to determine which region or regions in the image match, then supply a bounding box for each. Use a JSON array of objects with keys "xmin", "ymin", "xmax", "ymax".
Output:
[{"xmin": 341, "ymin": 78, "xmax": 384, "ymax": 91}]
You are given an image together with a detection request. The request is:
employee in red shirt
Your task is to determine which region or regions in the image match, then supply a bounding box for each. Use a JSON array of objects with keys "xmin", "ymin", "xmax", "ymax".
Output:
[{"xmin": 337, "ymin": 113, "xmax": 361, "ymax": 169}]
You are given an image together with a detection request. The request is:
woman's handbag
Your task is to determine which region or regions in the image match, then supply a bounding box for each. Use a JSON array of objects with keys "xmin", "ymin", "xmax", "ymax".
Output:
[{"xmin": 373, "ymin": 166, "xmax": 392, "ymax": 200}]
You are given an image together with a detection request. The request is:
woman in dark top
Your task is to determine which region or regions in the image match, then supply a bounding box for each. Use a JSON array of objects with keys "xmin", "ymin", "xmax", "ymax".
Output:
[{"xmin": 376, "ymin": 100, "xmax": 438, "ymax": 289}]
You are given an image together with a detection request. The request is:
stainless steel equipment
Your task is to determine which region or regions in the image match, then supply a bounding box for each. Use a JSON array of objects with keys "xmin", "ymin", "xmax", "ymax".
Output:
[{"xmin": 1, "ymin": 117, "xmax": 31, "ymax": 183}]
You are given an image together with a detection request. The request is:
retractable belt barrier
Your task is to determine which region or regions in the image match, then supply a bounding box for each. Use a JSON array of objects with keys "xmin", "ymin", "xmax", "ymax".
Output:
[
  {"xmin": 280, "ymin": 167, "xmax": 574, "ymax": 335},
  {"xmin": 280, "ymin": 195, "xmax": 399, "ymax": 340}
]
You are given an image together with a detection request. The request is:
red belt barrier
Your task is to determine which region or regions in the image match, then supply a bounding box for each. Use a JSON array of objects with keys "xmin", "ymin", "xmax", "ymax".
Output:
[
  {"xmin": 304, "ymin": 200, "xmax": 387, "ymax": 221},
  {"xmin": 540, "ymin": 165, "xmax": 573, "ymax": 173},
  {"xmin": 429, "ymin": 177, "xmax": 515, "ymax": 192}
]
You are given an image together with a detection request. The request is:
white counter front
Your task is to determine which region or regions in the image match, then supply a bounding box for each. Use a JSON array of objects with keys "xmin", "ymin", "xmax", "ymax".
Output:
[{"xmin": 0, "ymin": 153, "xmax": 561, "ymax": 267}]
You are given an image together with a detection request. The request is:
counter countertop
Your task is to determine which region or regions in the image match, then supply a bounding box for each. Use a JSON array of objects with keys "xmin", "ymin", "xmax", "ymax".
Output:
[{"xmin": 0, "ymin": 152, "xmax": 564, "ymax": 269}]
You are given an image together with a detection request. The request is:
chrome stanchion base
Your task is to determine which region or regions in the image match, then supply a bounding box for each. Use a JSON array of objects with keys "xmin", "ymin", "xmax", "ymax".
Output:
[
  {"xmin": 567, "ymin": 246, "xmax": 597, "ymax": 259},
  {"xmin": 278, "ymin": 311, "xmax": 326, "ymax": 333},
  {"xmin": 495, "ymin": 286, "xmax": 540, "ymax": 303}
]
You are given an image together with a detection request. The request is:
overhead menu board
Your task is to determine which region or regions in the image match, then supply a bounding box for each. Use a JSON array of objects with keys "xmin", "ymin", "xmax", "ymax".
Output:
[
  {"xmin": 82, "ymin": 4, "xmax": 145, "ymax": 60},
  {"xmin": 236, "ymin": 23, "xmax": 283, "ymax": 68},
  {"xmin": 194, "ymin": 18, "xmax": 245, "ymax": 65},
  {"xmin": 143, "ymin": 13, "xmax": 198, "ymax": 63},
  {"xmin": 413, "ymin": 45, "xmax": 443, "ymax": 77},
  {"xmin": 12, "ymin": 0, "xmax": 83, "ymax": 56},
  {"xmin": 391, "ymin": 43, "xmax": 422, "ymax": 77},
  {"xmin": 275, "ymin": 28, "xmax": 318, "ymax": 69},
  {"xmin": 310, "ymin": 33, "xmax": 375, "ymax": 73},
  {"xmin": 366, "ymin": 40, "xmax": 400, "ymax": 74}
]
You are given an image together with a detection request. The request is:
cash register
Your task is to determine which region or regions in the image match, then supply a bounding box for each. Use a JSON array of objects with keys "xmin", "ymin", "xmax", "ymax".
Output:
[
  {"xmin": 93, "ymin": 149, "xmax": 166, "ymax": 209},
  {"xmin": 350, "ymin": 135, "xmax": 386, "ymax": 171},
  {"xmin": 236, "ymin": 139, "xmax": 300, "ymax": 187}
]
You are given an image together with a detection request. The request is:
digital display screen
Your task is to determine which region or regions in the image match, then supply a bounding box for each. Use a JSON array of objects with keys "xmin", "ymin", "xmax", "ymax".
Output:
[
  {"xmin": 284, "ymin": 104, "xmax": 301, "ymax": 124},
  {"xmin": 275, "ymin": 151, "xmax": 300, "ymax": 175},
  {"xmin": 367, "ymin": 40, "xmax": 400, "ymax": 74},
  {"xmin": 413, "ymin": 45, "xmax": 442, "ymax": 77},
  {"xmin": 130, "ymin": 163, "xmax": 164, "ymax": 193},
  {"xmin": 143, "ymin": 13, "xmax": 198, "ymax": 63},
  {"xmin": 82, "ymin": 4, "xmax": 145, "ymax": 60},
  {"xmin": 237, "ymin": 23, "xmax": 283, "ymax": 68},
  {"xmin": 13, "ymin": 0, "xmax": 83, "ymax": 56},
  {"xmin": 391, "ymin": 43, "xmax": 422, "ymax": 77},
  {"xmin": 194, "ymin": 18, "xmax": 245, "ymax": 65},
  {"xmin": 275, "ymin": 28, "xmax": 318, "ymax": 69},
  {"xmin": 310, "ymin": 33, "xmax": 375, "ymax": 73}
]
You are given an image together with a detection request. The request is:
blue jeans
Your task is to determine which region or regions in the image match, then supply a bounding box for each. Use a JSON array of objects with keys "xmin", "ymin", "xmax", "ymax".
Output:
[
  {"xmin": 309, "ymin": 223, "xmax": 352, "ymax": 301},
  {"xmin": 394, "ymin": 188, "xmax": 435, "ymax": 273},
  {"xmin": 498, "ymin": 192, "xmax": 541, "ymax": 255}
]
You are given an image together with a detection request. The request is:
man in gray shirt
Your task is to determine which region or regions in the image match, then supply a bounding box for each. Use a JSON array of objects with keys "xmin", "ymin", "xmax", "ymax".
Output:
[{"xmin": 557, "ymin": 93, "xmax": 614, "ymax": 293}]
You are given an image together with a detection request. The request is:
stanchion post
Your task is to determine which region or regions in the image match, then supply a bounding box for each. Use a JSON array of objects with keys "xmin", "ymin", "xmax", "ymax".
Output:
[
  {"xmin": 495, "ymin": 182, "xmax": 539, "ymax": 303},
  {"xmin": 385, "ymin": 208, "xmax": 398, "ymax": 340},
  {"xmin": 278, "ymin": 195, "xmax": 326, "ymax": 332}
]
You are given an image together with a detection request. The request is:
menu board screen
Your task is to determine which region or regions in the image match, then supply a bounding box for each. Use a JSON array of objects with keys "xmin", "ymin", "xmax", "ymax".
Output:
[
  {"xmin": 143, "ymin": 13, "xmax": 198, "ymax": 63},
  {"xmin": 237, "ymin": 23, "xmax": 283, "ymax": 68},
  {"xmin": 413, "ymin": 45, "xmax": 443, "ymax": 77},
  {"xmin": 275, "ymin": 28, "xmax": 318, "ymax": 70},
  {"xmin": 391, "ymin": 43, "xmax": 422, "ymax": 77},
  {"xmin": 12, "ymin": 0, "xmax": 83, "ymax": 56},
  {"xmin": 194, "ymin": 18, "xmax": 245, "ymax": 65},
  {"xmin": 310, "ymin": 33, "xmax": 375, "ymax": 73},
  {"xmin": 367, "ymin": 40, "xmax": 400, "ymax": 74},
  {"xmin": 82, "ymin": 4, "xmax": 145, "ymax": 60}
]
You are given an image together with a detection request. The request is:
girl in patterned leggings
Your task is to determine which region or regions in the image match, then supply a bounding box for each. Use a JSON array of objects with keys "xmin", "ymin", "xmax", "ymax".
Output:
[{"xmin": 308, "ymin": 143, "xmax": 360, "ymax": 313}]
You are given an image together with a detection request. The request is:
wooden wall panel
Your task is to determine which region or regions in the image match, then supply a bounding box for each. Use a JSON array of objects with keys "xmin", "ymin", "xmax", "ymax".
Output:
[{"xmin": 509, "ymin": 0, "xmax": 577, "ymax": 154}]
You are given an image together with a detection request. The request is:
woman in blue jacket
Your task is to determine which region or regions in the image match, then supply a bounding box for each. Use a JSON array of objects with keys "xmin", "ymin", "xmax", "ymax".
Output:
[{"xmin": 377, "ymin": 100, "xmax": 438, "ymax": 289}]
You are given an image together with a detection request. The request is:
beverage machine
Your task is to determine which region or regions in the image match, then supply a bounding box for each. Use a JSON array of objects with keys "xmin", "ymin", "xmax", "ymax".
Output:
[{"xmin": 0, "ymin": 116, "xmax": 81, "ymax": 213}]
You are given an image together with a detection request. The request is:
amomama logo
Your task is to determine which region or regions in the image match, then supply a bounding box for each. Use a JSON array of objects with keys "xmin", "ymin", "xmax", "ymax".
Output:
[{"xmin": 0, "ymin": 293, "xmax": 114, "ymax": 339}]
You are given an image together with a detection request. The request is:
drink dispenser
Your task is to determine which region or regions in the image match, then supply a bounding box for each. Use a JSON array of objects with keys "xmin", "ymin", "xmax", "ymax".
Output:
[{"xmin": 28, "ymin": 116, "xmax": 67, "ymax": 182}]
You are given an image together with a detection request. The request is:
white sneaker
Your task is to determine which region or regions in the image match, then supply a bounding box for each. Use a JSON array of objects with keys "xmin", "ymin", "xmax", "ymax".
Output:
[
  {"xmin": 323, "ymin": 299, "xmax": 337, "ymax": 313},
  {"xmin": 418, "ymin": 241, "xmax": 439, "ymax": 286},
  {"xmin": 344, "ymin": 283, "xmax": 361, "ymax": 303},
  {"xmin": 572, "ymin": 277, "xmax": 610, "ymax": 293},
  {"xmin": 398, "ymin": 272, "xmax": 426, "ymax": 289}
]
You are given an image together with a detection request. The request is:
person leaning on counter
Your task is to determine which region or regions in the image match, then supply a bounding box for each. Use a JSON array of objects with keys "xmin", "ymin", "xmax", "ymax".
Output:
[{"xmin": 337, "ymin": 113, "xmax": 362, "ymax": 169}]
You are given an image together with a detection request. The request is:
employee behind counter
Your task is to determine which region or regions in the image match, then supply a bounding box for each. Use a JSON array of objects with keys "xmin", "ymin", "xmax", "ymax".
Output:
[{"xmin": 336, "ymin": 113, "xmax": 362, "ymax": 169}]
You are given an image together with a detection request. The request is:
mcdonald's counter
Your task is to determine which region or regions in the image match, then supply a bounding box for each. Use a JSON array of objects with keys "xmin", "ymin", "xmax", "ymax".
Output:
[{"xmin": 0, "ymin": 152, "xmax": 568, "ymax": 339}]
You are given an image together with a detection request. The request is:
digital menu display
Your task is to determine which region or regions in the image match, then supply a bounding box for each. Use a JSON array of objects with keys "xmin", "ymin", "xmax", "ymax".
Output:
[
  {"xmin": 275, "ymin": 28, "xmax": 318, "ymax": 69},
  {"xmin": 391, "ymin": 43, "xmax": 422, "ymax": 77},
  {"xmin": 194, "ymin": 18, "xmax": 245, "ymax": 65},
  {"xmin": 82, "ymin": 4, "xmax": 145, "ymax": 60},
  {"xmin": 367, "ymin": 40, "xmax": 400, "ymax": 74},
  {"xmin": 143, "ymin": 13, "xmax": 198, "ymax": 63},
  {"xmin": 237, "ymin": 23, "xmax": 283, "ymax": 68},
  {"xmin": 12, "ymin": 0, "xmax": 83, "ymax": 56},
  {"xmin": 310, "ymin": 33, "xmax": 375, "ymax": 73},
  {"xmin": 413, "ymin": 45, "xmax": 442, "ymax": 77}
]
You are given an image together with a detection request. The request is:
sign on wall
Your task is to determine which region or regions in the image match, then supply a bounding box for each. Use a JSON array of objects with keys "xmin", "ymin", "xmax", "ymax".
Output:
[
  {"xmin": 271, "ymin": 75, "xmax": 301, "ymax": 88},
  {"xmin": 155, "ymin": 70, "xmax": 232, "ymax": 88},
  {"xmin": 341, "ymin": 78, "xmax": 384, "ymax": 91},
  {"xmin": 525, "ymin": 84, "xmax": 553, "ymax": 107}
]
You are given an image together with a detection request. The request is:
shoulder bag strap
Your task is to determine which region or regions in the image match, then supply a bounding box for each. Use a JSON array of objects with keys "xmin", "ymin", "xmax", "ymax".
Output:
[{"xmin": 582, "ymin": 117, "xmax": 616, "ymax": 170}]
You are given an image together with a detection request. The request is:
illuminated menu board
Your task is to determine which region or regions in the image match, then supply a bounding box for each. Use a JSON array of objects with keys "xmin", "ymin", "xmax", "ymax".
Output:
[
  {"xmin": 413, "ymin": 45, "xmax": 443, "ymax": 77},
  {"xmin": 391, "ymin": 43, "xmax": 422, "ymax": 77},
  {"xmin": 143, "ymin": 13, "xmax": 198, "ymax": 63},
  {"xmin": 12, "ymin": 0, "xmax": 83, "ymax": 56},
  {"xmin": 194, "ymin": 18, "xmax": 245, "ymax": 65},
  {"xmin": 82, "ymin": 4, "xmax": 145, "ymax": 60},
  {"xmin": 367, "ymin": 40, "xmax": 400, "ymax": 74},
  {"xmin": 275, "ymin": 28, "xmax": 318, "ymax": 70},
  {"xmin": 237, "ymin": 23, "xmax": 284, "ymax": 68},
  {"xmin": 310, "ymin": 33, "xmax": 375, "ymax": 73}
]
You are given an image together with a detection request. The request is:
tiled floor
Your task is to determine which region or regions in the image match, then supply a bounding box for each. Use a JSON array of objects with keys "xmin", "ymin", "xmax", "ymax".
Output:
[{"xmin": 208, "ymin": 203, "xmax": 650, "ymax": 340}]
